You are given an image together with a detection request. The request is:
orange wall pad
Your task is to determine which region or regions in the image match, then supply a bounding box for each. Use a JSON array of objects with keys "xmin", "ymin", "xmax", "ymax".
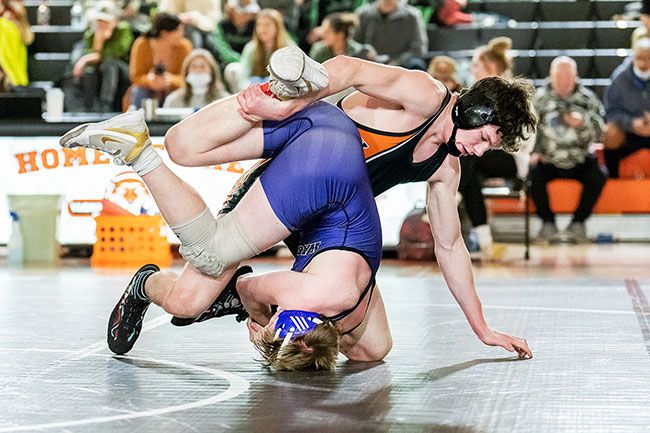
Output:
[{"xmin": 488, "ymin": 180, "xmax": 650, "ymax": 215}]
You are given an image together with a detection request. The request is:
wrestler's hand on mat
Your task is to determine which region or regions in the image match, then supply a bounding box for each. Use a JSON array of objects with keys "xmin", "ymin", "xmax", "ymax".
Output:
[
  {"xmin": 480, "ymin": 328, "xmax": 533, "ymax": 359},
  {"xmin": 237, "ymin": 84, "xmax": 304, "ymax": 122}
]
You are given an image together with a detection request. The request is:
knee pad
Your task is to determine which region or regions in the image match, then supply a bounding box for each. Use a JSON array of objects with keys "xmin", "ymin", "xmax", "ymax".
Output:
[{"xmin": 171, "ymin": 207, "xmax": 260, "ymax": 276}]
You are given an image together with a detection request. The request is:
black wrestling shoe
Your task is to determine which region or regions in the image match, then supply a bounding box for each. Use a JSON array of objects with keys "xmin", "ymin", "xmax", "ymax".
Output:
[
  {"xmin": 107, "ymin": 264, "xmax": 159, "ymax": 355},
  {"xmin": 171, "ymin": 265, "xmax": 252, "ymax": 326}
]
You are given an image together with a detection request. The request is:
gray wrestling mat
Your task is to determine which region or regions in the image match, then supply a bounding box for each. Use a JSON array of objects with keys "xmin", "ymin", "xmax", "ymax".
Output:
[{"xmin": 1, "ymin": 250, "xmax": 649, "ymax": 432}]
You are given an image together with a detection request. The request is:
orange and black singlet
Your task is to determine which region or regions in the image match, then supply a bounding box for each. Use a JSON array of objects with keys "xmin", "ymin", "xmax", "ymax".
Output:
[{"xmin": 337, "ymin": 90, "xmax": 452, "ymax": 196}]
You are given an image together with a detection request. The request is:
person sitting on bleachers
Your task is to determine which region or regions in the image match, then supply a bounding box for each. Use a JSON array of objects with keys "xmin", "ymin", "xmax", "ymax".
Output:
[
  {"xmin": 0, "ymin": 0, "xmax": 33, "ymax": 91},
  {"xmin": 531, "ymin": 56, "xmax": 606, "ymax": 244},
  {"xmin": 458, "ymin": 37, "xmax": 532, "ymax": 259},
  {"xmin": 258, "ymin": 0, "xmax": 299, "ymax": 34},
  {"xmin": 163, "ymin": 48, "xmax": 230, "ymax": 109},
  {"xmin": 218, "ymin": 0, "xmax": 260, "ymax": 54},
  {"xmin": 223, "ymin": 8, "xmax": 294, "ymax": 92},
  {"xmin": 603, "ymin": 37, "xmax": 650, "ymax": 178},
  {"xmin": 632, "ymin": 0, "xmax": 650, "ymax": 46},
  {"xmin": 308, "ymin": 12, "xmax": 375, "ymax": 63},
  {"xmin": 427, "ymin": 55, "xmax": 462, "ymax": 92},
  {"xmin": 353, "ymin": 0, "xmax": 428, "ymax": 70},
  {"xmin": 128, "ymin": 13, "xmax": 192, "ymax": 109},
  {"xmin": 159, "ymin": 0, "xmax": 221, "ymax": 53},
  {"xmin": 71, "ymin": 1, "xmax": 133, "ymax": 112}
]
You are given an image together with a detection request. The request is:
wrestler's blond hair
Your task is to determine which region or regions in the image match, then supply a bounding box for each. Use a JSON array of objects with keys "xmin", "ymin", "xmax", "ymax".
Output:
[{"xmin": 254, "ymin": 320, "xmax": 339, "ymax": 371}]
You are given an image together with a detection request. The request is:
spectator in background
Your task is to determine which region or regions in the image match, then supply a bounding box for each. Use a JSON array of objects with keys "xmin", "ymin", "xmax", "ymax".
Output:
[
  {"xmin": 458, "ymin": 37, "xmax": 532, "ymax": 259},
  {"xmin": 632, "ymin": 0, "xmax": 650, "ymax": 46},
  {"xmin": 427, "ymin": 55, "xmax": 462, "ymax": 92},
  {"xmin": 129, "ymin": 13, "xmax": 192, "ymax": 109},
  {"xmin": 223, "ymin": 8, "xmax": 294, "ymax": 92},
  {"xmin": 164, "ymin": 48, "xmax": 229, "ymax": 108},
  {"xmin": 354, "ymin": 0, "xmax": 428, "ymax": 70},
  {"xmin": 309, "ymin": 13, "xmax": 371, "ymax": 63},
  {"xmin": 432, "ymin": 0, "xmax": 472, "ymax": 27},
  {"xmin": 159, "ymin": 0, "xmax": 221, "ymax": 51},
  {"xmin": 72, "ymin": 1, "xmax": 133, "ymax": 112},
  {"xmin": 0, "ymin": 0, "xmax": 33, "ymax": 90},
  {"xmin": 531, "ymin": 56, "xmax": 606, "ymax": 244},
  {"xmin": 603, "ymin": 37, "xmax": 650, "ymax": 178},
  {"xmin": 258, "ymin": 0, "xmax": 298, "ymax": 34},
  {"xmin": 219, "ymin": 0, "xmax": 260, "ymax": 54}
]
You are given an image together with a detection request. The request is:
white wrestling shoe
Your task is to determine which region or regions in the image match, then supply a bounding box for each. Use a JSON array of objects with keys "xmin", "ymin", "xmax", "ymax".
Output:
[
  {"xmin": 59, "ymin": 111, "xmax": 151, "ymax": 165},
  {"xmin": 267, "ymin": 46, "xmax": 329, "ymax": 99}
]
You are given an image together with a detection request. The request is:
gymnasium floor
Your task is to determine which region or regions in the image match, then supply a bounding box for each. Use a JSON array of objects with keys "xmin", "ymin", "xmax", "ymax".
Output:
[{"xmin": 1, "ymin": 243, "xmax": 649, "ymax": 433}]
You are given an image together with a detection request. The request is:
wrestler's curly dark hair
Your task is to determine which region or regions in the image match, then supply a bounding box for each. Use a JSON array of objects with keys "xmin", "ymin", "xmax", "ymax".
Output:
[{"xmin": 462, "ymin": 76, "xmax": 538, "ymax": 153}]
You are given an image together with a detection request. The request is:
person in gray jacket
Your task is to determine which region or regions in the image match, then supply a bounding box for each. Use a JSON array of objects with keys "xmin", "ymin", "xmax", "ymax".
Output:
[
  {"xmin": 353, "ymin": 0, "xmax": 428, "ymax": 70},
  {"xmin": 531, "ymin": 56, "xmax": 606, "ymax": 243},
  {"xmin": 603, "ymin": 37, "xmax": 650, "ymax": 177}
]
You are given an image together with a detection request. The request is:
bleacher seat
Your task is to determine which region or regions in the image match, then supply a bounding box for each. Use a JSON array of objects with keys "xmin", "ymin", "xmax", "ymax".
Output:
[
  {"xmin": 479, "ymin": 23, "xmax": 538, "ymax": 49},
  {"xmin": 535, "ymin": 22, "xmax": 593, "ymax": 49},
  {"xmin": 25, "ymin": 0, "xmax": 73, "ymax": 26},
  {"xmin": 28, "ymin": 53, "xmax": 70, "ymax": 82},
  {"xmin": 593, "ymin": 51, "xmax": 629, "ymax": 78},
  {"xmin": 593, "ymin": 21, "xmax": 638, "ymax": 49},
  {"xmin": 592, "ymin": 0, "xmax": 632, "ymax": 20},
  {"xmin": 538, "ymin": 1, "xmax": 593, "ymax": 22},
  {"xmin": 465, "ymin": 1, "xmax": 539, "ymax": 22},
  {"xmin": 30, "ymin": 26, "xmax": 84, "ymax": 53},
  {"xmin": 429, "ymin": 26, "xmax": 481, "ymax": 51}
]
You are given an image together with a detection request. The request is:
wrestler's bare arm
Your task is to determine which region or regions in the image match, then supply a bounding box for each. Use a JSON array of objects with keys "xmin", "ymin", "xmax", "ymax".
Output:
[
  {"xmin": 425, "ymin": 165, "xmax": 533, "ymax": 359},
  {"xmin": 237, "ymin": 56, "xmax": 449, "ymax": 122}
]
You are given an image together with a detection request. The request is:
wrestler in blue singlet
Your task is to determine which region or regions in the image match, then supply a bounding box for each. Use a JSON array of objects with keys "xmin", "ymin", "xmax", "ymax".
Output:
[{"xmin": 259, "ymin": 101, "xmax": 382, "ymax": 279}]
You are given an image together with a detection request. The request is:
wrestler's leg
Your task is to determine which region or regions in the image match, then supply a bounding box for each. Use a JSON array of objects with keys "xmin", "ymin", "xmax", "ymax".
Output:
[
  {"xmin": 145, "ymin": 180, "xmax": 291, "ymax": 317},
  {"xmin": 165, "ymin": 95, "xmax": 265, "ymax": 167}
]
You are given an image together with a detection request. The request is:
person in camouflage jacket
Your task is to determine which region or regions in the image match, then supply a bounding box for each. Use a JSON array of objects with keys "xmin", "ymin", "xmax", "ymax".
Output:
[{"xmin": 530, "ymin": 56, "xmax": 607, "ymax": 243}]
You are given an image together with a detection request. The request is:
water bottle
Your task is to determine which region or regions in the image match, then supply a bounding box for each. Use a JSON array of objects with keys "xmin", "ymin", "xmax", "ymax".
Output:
[
  {"xmin": 70, "ymin": 0, "xmax": 83, "ymax": 29},
  {"xmin": 37, "ymin": 0, "xmax": 51, "ymax": 26},
  {"xmin": 8, "ymin": 212, "xmax": 23, "ymax": 266}
]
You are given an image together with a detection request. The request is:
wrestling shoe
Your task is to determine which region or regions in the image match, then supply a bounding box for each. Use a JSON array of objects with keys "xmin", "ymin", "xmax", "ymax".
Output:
[
  {"xmin": 60, "ymin": 110, "xmax": 151, "ymax": 165},
  {"xmin": 267, "ymin": 46, "xmax": 329, "ymax": 99},
  {"xmin": 171, "ymin": 265, "xmax": 252, "ymax": 326},
  {"xmin": 107, "ymin": 263, "xmax": 159, "ymax": 355}
]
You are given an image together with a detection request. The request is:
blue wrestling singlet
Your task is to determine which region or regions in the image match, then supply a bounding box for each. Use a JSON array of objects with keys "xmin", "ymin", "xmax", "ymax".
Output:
[{"xmin": 260, "ymin": 101, "xmax": 382, "ymax": 277}]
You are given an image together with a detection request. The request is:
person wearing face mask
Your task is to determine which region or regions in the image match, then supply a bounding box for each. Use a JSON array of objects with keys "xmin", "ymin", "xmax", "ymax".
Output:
[
  {"xmin": 530, "ymin": 56, "xmax": 606, "ymax": 244},
  {"xmin": 164, "ymin": 49, "xmax": 230, "ymax": 109},
  {"xmin": 603, "ymin": 37, "xmax": 650, "ymax": 178}
]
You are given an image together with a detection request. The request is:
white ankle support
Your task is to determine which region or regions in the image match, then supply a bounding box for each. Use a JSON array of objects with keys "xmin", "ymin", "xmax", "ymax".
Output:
[{"xmin": 131, "ymin": 145, "xmax": 163, "ymax": 176}]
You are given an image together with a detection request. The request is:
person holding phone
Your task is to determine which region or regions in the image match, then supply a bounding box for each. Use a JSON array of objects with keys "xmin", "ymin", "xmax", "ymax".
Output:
[{"xmin": 128, "ymin": 13, "xmax": 192, "ymax": 109}]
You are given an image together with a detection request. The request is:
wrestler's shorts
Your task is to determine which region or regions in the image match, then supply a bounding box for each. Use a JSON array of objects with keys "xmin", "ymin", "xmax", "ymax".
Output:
[{"xmin": 258, "ymin": 101, "xmax": 382, "ymax": 274}]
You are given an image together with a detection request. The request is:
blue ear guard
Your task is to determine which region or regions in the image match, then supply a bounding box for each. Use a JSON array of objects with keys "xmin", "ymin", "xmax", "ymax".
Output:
[
  {"xmin": 446, "ymin": 92, "xmax": 495, "ymax": 157},
  {"xmin": 274, "ymin": 310, "xmax": 322, "ymax": 341}
]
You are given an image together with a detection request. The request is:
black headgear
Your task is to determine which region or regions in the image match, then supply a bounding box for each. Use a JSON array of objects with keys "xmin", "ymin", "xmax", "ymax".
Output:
[{"xmin": 446, "ymin": 91, "xmax": 495, "ymax": 157}]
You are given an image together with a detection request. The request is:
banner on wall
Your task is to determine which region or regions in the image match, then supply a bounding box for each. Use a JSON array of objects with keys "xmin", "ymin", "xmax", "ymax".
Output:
[{"xmin": 1, "ymin": 136, "xmax": 426, "ymax": 246}]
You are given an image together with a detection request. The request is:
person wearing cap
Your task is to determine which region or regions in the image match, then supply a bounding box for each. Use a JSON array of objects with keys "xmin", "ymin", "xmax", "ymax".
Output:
[
  {"xmin": 72, "ymin": 0, "xmax": 133, "ymax": 112},
  {"xmin": 603, "ymin": 37, "xmax": 650, "ymax": 177}
]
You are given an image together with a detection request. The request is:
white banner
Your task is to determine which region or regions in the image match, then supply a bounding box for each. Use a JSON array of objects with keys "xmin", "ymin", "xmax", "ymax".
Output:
[{"xmin": 1, "ymin": 136, "xmax": 426, "ymax": 247}]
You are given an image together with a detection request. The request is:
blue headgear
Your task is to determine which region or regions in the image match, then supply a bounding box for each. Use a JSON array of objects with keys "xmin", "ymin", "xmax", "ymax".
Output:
[
  {"xmin": 274, "ymin": 310, "xmax": 323, "ymax": 349},
  {"xmin": 446, "ymin": 91, "xmax": 496, "ymax": 157}
]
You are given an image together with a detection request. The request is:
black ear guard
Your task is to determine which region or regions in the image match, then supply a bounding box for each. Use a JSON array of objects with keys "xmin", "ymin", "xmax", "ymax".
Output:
[{"xmin": 445, "ymin": 92, "xmax": 495, "ymax": 157}]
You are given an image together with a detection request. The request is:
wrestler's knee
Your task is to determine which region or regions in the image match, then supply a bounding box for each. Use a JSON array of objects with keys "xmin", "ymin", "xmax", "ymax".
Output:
[
  {"xmin": 172, "ymin": 208, "xmax": 260, "ymax": 277},
  {"xmin": 164, "ymin": 123, "xmax": 194, "ymax": 166}
]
